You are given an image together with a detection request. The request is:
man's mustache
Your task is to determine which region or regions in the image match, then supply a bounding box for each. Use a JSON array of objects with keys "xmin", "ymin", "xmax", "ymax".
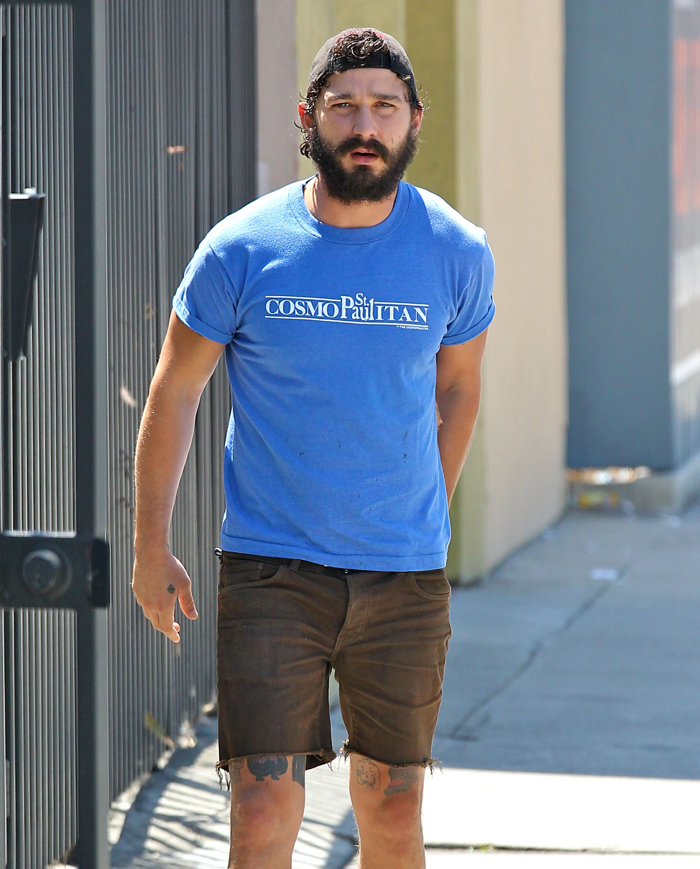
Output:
[{"xmin": 334, "ymin": 136, "xmax": 390, "ymax": 161}]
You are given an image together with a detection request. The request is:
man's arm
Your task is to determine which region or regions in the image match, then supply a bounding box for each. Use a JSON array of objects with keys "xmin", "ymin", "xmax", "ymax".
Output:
[
  {"xmin": 435, "ymin": 329, "xmax": 488, "ymax": 505},
  {"xmin": 132, "ymin": 311, "xmax": 225, "ymax": 643}
]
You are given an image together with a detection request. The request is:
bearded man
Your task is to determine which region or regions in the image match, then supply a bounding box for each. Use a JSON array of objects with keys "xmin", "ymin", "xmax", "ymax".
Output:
[{"xmin": 132, "ymin": 28, "xmax": 494, "ymax": 869}]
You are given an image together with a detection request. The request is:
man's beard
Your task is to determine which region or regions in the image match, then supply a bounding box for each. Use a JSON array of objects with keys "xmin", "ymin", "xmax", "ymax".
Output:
[{"xmin": 306, "ymin": 126, "xmax": 418, "ymax": 204}]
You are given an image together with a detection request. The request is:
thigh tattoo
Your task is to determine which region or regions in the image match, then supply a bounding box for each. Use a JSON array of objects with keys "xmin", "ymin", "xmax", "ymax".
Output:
[
  {"xmin": 292, "ymin": 754, "xmax": 306, "ymax": 788},
  {"xmin": 242, "ymin": 754, "xmax": 306, "ymax": 786},
  {"xmin": 229, "ymin": 758, "xmax": 245, "ymax": 785},
  {"xmin": 384, "ymin": 766, "xmax": 419, "ymax": 796},
  {"xmin": 246, "ymin": 755, "xmax": 289, "ymax": 781},
  {"xmin": 355, "ymin": 756, "xmax": 380, "ymax": 790}
]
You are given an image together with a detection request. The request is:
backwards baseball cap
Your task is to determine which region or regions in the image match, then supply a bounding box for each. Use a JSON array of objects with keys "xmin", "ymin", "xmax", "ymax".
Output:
[{"xmin": 307, "ymin": 28, "xmax": 418, "ymax": 105}]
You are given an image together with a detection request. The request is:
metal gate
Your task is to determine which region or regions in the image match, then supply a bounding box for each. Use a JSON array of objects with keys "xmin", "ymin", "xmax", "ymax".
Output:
[{"xmin": 0, "ymin": 2, "xmax": 255, "ymax": 866}]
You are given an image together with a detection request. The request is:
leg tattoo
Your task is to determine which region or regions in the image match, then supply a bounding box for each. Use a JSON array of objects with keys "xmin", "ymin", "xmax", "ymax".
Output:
[
  {"xmin": 384, "ymin": 766, "xmax": 419, "ymax": 796},
  {"xmin": 292, "ymin": 754, "xmax": 306, "ymax": 788},
  {"xmin": 246, "ymin": 755, "xmax": 289, "ymax": 781},
  {"xmin": 355, "ymin": 756, "xmax": 380, "ymax": 790},
  {"xmin": 230, "ymin": 758, "xmax": 244, "ymax": 785}
]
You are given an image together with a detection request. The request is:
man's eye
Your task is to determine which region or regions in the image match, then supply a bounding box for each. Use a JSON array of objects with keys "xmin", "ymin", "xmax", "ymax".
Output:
[{"xmin": 333, "ymin": 102, "xmax": 351, "ymax": 108}]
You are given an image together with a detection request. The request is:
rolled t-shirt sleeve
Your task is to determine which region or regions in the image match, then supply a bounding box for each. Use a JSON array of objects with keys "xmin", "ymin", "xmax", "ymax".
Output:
[
  {"xmin": 442, "ymin": 240, "xmax": 495, "ymax": 346},
  {"xmin": 172, "ymin": 242, "xmax": 238, "ymax": 344}
]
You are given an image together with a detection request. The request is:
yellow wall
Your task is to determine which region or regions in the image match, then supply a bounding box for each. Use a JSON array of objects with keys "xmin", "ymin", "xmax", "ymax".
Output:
[
  {"xmin": 404, "ymin": 0, "xmax": 457, "ymax": 205},
  {"xmin": 450, "ymin": 0, "xmax": 568, "ymax": 579},
  {"xmin": 293, "ymin": 0, "xmax": 568, "ymax": 581}
]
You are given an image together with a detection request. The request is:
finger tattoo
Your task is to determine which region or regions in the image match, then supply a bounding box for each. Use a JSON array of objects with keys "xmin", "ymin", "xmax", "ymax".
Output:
[{"xmin": 167, "ymin": 584, "xmax": 176, "ymax": 594}]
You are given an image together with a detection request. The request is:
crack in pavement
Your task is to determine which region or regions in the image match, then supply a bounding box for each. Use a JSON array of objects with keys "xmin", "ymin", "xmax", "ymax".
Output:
[{"xmin": 449, "ymin": 576, "xmax": 624, "ymax": 741}]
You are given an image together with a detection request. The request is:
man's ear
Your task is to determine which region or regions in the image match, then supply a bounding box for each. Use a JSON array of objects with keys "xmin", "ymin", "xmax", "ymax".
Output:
[
  {"xmin": 411, "ymin": 107, "xmax": 423, "ymax": 136},
  {"xmin": 298, "ymin": 103, "xmax": 314, "ymax": 133}
]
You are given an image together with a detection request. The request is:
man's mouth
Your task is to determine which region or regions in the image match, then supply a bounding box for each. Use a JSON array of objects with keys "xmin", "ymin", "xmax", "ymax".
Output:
[
  {"xmin": 350, "ymin": 148, "xmax": 381, "ymax": 164},
  {"xmin": 335, "ymin": 136, "xmax": 390, "ymax": 164}
]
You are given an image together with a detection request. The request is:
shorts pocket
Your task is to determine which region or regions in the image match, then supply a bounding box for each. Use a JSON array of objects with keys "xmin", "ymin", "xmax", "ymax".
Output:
[
  {"xmin": 219, "ymin": 554, "xmax": 284, "ymax": 596},
  {"xmin": 408, "ymin": 568, "xmax": 451, "ymax": 601}
]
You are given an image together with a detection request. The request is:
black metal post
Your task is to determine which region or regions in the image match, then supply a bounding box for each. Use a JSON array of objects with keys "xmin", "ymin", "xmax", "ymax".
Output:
[
  {"xmin": 74, "ymin": 608, "xmax": 110, "ymax": 869},
  {"xmin": 71, "ymin": 1, "xmax": 109, "ymax": 866},
  {"xmin": 2, "ymin": 6, "xmax": 13, "ymax": 535}
]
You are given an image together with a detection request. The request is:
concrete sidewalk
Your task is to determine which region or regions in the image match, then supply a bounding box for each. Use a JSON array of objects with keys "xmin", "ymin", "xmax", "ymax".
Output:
[{"xmin": 110, "ymin": 506, "xmax": 700, "ymax": 866}]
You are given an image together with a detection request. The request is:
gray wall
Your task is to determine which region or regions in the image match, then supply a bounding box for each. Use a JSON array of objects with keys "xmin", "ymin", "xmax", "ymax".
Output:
[{"xmin": 566, "ymin": 0, "xmax": 673, "ymax": 469}]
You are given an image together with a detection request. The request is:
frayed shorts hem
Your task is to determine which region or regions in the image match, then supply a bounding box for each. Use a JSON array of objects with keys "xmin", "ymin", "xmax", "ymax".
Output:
[
  {"xmin": 215, "ymin": 748, "xmax": 337, "ymax": 789},
  {"xmin": 339, "ymin": 739, "xmax": 442, "ymax": 773}
]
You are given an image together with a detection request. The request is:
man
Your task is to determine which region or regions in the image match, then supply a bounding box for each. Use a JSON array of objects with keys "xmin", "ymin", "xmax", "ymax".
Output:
[{"xmin": 132, "ymin": 27, "xmax": 494, "ymax": 869}]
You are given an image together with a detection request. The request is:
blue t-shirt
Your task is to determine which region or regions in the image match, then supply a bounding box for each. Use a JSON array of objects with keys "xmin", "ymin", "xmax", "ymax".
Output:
[{"xmin": 173, "ymin": 179, "xmax": 495, "ymax": 570}]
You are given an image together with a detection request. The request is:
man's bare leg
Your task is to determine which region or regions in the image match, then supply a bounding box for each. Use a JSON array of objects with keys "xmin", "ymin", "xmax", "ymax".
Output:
[
  {"xmin": 349, "ymin": 754, "xmax": 425, "ymax": 869},
  {"xmin": 228, "ymin": 754, "xmax": 306, "ymax": 869}
]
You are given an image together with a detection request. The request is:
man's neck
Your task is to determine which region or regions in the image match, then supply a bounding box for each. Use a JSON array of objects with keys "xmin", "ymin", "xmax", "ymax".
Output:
[{"xmin": 303, "ymin": 175, "xmax": 398, "ymax": 228}]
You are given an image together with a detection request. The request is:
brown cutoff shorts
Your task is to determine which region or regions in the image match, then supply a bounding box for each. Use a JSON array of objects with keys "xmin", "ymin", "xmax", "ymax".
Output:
[{"xmin": 216, "ymin": 551, "xmax": 452, "ymax": 774}]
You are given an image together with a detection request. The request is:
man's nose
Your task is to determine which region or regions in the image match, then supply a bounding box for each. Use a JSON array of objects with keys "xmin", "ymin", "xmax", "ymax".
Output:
[{"xmin": 352, "ymin": 105, "xmax": 378, "ymax": 138}]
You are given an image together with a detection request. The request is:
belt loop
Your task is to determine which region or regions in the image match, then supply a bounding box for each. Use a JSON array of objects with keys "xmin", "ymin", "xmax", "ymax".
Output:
[{"xmin": 289, "ymin": 559, "xmax": 301, "ymax": 572}]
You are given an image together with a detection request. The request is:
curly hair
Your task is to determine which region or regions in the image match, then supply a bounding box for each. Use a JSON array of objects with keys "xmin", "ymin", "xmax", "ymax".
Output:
[{"xmin": 299, "ymin": 29, "xmax": 424, "ymax": 159}]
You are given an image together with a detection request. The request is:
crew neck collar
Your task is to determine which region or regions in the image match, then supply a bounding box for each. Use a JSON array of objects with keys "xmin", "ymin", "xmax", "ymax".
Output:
[{"xmin": 289, "ymin": 177, "xmax": 409, "ymax": 245}]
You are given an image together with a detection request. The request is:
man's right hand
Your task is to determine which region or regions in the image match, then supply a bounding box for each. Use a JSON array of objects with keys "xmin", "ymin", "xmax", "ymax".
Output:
[
  {"xmin": 132, "ymin": 548, "xmax": 199, "ymax": 644},
  {"xmin": 131, "ymin": 312, "xmax": 224, "ymax": 644}
]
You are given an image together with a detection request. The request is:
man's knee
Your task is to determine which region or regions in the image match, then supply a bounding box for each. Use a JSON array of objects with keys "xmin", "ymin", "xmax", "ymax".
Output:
[
  {"xmin": 231, "ymin": 784, "xmax": 291, "ymax": 838},
  {"xmin": 229, "ymin": 755, "xmax": 305, "ymax": 848},
  {"xmin": 372, "ymin": 787, "xmax": 422, "ymax": 830},
  {"xmin": 231, "ymin": 784, "xmax": 303, "ymax": 858},
  {"xmin": 351, "ymin": 759, "xmax": 424, "ymax": 839}
]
